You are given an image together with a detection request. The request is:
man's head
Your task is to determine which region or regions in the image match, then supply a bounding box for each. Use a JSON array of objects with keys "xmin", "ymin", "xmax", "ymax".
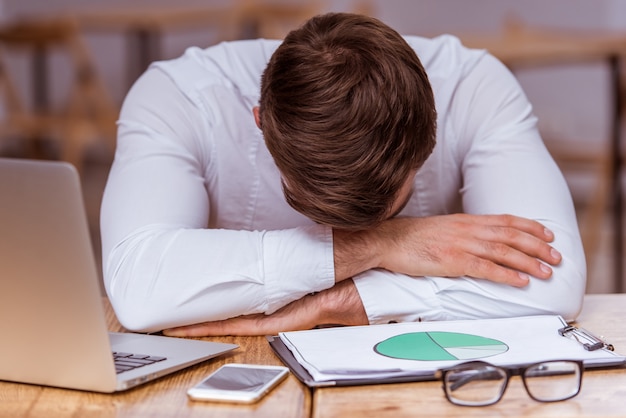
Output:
[{"xmin": 258, "ymin": 12, "xmax": 436, "ymax": 230}]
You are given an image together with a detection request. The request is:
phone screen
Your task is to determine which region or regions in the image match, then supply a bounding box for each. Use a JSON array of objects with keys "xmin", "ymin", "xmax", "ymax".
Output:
[
  {"xmin": 197, "ymin": 366, "xmax": 285, "ymax": 392},
  {"xmin": 188, "ymin": 364, "xmax": 289, "ymax": 403}
]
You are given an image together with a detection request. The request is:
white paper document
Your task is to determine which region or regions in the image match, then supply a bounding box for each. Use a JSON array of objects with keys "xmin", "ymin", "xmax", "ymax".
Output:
[{"xmin": 278, "ymin": 315, "xmax": 625, "ymax": 383}]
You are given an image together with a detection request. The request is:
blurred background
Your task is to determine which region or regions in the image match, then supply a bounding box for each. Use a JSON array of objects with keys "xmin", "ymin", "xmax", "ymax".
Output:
[{"xmin": 1, "ymin": 0, "xmax": 625, "ymax": 294}]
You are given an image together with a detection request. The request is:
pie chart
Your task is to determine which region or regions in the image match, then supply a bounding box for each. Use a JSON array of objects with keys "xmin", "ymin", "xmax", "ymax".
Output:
[{"xmin": 374, "ymin": 332, "xmax": 509, "ymax": 361}]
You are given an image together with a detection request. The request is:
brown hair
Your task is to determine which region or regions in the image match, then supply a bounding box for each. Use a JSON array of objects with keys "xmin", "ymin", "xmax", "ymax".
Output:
[{"xmin": 259, "ymin": 12, "xmax": 436, "ymax": 230}]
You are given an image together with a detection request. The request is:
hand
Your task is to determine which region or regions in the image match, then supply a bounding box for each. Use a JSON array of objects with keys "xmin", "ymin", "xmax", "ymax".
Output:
[
  {"xmin": 378, "ymin": 214, "xmax": 561, "ymax": 286},
  {"xmin": 163, "ymin": 280, "xmax": 367, "ymax": 337},
  {"xmin": 334, "ymin": 214, "xmax": 561, "ymax": 287}
]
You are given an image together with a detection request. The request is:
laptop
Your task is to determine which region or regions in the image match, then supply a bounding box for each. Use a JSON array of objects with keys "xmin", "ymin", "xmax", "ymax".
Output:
[{"xmin": 0, "ymin": 158, "xmax": 238, "ymax": 393}]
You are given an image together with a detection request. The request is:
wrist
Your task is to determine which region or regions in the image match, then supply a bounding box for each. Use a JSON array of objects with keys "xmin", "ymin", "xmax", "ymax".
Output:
[
  {"xmin": 315, "ymin": 280, "xmax": 368, "ymax": 326},
  {"xmin": 332, "ymin": 228, "xmax": 383, "ymax": 281}
]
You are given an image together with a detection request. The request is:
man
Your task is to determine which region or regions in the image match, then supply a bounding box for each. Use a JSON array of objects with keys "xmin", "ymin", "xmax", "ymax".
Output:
[{"xmin": 100, "ymin": 13, "xmax": 585, "ymax": 336}]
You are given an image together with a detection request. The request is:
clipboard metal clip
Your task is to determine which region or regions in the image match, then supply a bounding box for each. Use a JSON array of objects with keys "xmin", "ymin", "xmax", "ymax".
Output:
[{"xmin": 558, "ymin": 325, "xmax": 614, "ymax": 352}]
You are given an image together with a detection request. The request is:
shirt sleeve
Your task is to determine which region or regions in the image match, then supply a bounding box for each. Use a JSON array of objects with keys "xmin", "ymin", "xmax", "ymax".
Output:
[
  {"xmin": 100, "ymin": 67, "xmax": 335, "ymax": 333},
  {"xmin": 353, "ymin": 53, "xmax": 586, "ymax": 324}
]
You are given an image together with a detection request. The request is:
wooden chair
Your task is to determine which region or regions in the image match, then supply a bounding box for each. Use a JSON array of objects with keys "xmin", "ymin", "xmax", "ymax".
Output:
[{"xmin": 0, "ymin": 17, "xmax": 117, "ymax": 172}]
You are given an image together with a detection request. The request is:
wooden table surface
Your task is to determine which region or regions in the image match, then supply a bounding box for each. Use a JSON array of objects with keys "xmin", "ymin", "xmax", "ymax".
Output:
[
  {"xmin": 312, "ymin": 293, "xmax": 626, "ymax": 418},
  {"xmin": 0, "ymin": 298, "xmax": 311, "ymax": 418},
  {"xmin": 2, "ymin": 294, "xmax": 625, "ymax": 417}
]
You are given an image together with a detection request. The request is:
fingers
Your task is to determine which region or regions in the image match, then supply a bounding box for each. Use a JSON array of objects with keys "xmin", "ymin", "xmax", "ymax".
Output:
[
  {"xmin": 479, "ymin": 214, "xmax": 554, "ymax": 243},
  {"xmin": 164, "ymin": 293, "xmax": 320, "ymax": 337},
  {"xmin": 163, "ymin": 320, "xmax": 228, "ymax": 337},
  {"xmin": 461, "ymin": 255, "xmax": 530, "ymax": 287},
  {"xmin": 450, "ymin": 214, "xmax": 562, "ymax": 285},
  {"xmin": 164, "ymin": 315, "xmax": 266, "ymax": 337},
  {"xmin": 470, "ymin": 215, "xmax": 562, "ymax": 274},
  {"xmin": 474, "ymin": 235, "xmax": 560, "ymax": 278}
]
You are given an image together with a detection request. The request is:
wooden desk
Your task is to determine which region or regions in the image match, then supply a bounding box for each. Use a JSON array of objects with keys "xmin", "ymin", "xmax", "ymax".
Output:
[
  {"xmin": 312, "ymin": 293, "xmax": 626, "ymax": 418},
  {"xmin": 458, "ymin": 27, "xmax": 626, "ymax": 293},
  {"xmin": 2, "ymin": 295, "xmax": 624, "ymax": 417},
  {"xmin": 0, "ymin": 299, "xmax": 311, "ymax": 418}
]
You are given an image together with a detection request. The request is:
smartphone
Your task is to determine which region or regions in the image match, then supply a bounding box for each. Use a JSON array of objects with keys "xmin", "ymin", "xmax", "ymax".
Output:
[{"xmin": 187, "ymin": 364, "xmax": 290, "ymax": 403}]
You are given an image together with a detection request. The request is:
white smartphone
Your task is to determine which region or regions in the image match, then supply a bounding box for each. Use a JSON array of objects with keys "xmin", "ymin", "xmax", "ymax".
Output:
[{"xmin": 187, "ymin": 364, "xmax": 290, "ymax": 403}]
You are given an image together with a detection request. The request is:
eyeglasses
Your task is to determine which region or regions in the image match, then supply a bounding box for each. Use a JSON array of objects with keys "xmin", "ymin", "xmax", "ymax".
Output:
[{"xmin": 437, "ymin": 360, "xmax": 583, "ymax": 407}]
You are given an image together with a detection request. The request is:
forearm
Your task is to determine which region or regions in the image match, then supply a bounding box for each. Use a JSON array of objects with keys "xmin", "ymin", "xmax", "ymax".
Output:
[
  {"xmin": 333, "ymin": 214, "xmax": 561, "ymax": 288},
  {"xmin": 164, "ymin": 279, "xmax": 368, "ymax": 337},
  {"xmin": 104, "ymin": 226, "xmax": 335, "ymax": 332},
  {"xmin": 354, "ymin": 252, "xmax": 585, "ymax": 325}
]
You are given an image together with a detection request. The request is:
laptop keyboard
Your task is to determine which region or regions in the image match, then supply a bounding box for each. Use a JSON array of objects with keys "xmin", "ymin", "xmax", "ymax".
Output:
[{"xmin": 113, "ymin": 352, "xmax": 167, "ymax": 374}]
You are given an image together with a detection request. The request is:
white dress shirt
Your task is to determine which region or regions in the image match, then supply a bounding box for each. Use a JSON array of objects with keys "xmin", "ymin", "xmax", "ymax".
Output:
[{"xmin": 101, "ymin": 36, "xmax": 586, "ymax": 333}]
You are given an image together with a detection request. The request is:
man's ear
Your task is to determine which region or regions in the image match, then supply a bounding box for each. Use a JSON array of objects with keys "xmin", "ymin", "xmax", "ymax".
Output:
[{"xmin": 253, "ymin": 106, "xmax": 262, "ymax": 129}]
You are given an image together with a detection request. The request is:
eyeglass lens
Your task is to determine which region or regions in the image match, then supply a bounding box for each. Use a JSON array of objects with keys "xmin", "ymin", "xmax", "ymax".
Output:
[
  {"xmin": 523, "ymin": 361, "xmax": 581, "ymax": 402},
  {"xmin": 443, "ymin": 361, "xmax": 581, "ymax": 407},
  {"xmin": 444, "ymin": 363, "xmax": 507, "ymax": 406}
]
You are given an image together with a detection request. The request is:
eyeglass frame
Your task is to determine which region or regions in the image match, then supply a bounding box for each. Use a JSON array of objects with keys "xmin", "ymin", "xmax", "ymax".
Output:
[{"xmin": 436, "ymin": 360, "xmax": 584, "ymax": 407}]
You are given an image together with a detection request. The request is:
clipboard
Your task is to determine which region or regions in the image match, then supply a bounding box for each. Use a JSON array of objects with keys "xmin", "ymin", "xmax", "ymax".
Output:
[
  {"xmin": 267, "ymin": 315, "xmax": 626, "ymax": 388},
  {"xmin": 267, "ymin": 335, "xmax": 437, "ymax": 387}
]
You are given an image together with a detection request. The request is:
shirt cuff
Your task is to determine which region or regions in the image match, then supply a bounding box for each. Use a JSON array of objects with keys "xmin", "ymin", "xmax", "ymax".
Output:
[
  {"xmin": 352, "ymin": 269, "xmax": 444, "ymax": 324},
  {"xmin": 262, "ymin": 225, "xmax": 335, "ymax": 314}
]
